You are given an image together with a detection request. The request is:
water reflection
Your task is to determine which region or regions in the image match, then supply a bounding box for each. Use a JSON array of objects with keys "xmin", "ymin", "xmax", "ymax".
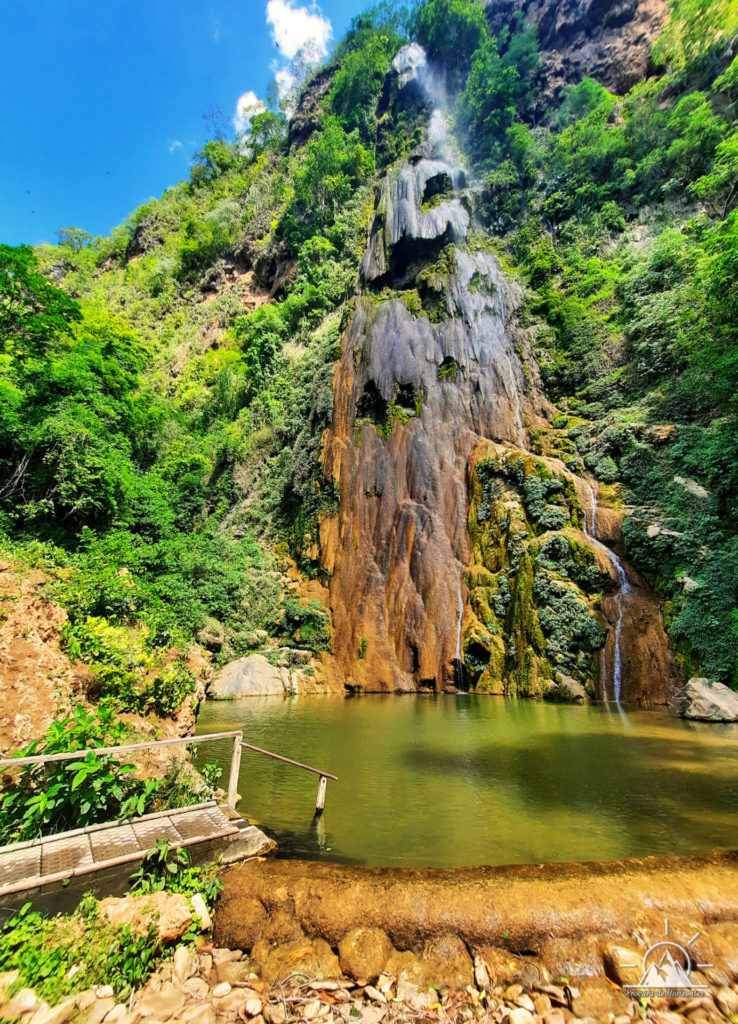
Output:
[{"xmin": 195, "ymin": 694, "xmax": 738, "ymax": 868}]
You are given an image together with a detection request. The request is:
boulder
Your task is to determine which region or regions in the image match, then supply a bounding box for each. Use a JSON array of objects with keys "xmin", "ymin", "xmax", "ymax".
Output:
[
  {"xmin": 674, "ymin": 678, "xmax": 738, "ymax": 722},
  {"xmin": 338, "ymin": 927, "xmax": 393, "ymax": 984},
  {"xmin": 98, "ymin": 892, "xmax": 192, "ymax": 943},
  {"xmin": 134, "ymin": 981, "xmax": 184, "ymax": 1020},
  {"xmin": 545, "ymin": 675, "xmax": 588, "ymax": 704},
  {"xmin": 210, "ymin": 655, "xmax": 289, "ymax": 699},
  {"xmin": 260, "ymin": 939, "xmax": 342, "ymax": 985},
  {"xmin": 221, "ymin": 827, "xmax": 277, "ymax": 865}
]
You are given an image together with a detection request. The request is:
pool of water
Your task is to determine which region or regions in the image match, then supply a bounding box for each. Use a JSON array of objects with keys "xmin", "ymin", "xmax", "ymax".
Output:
[{"xmin": 195, "ymin": 694, "xmax": 738, "ymax": 868}]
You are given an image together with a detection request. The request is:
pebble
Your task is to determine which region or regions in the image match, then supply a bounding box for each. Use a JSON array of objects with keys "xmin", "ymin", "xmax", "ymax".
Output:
[
  {"xmin": 173, "ymin": 948, "xmax": 198, "ymax": 985},
  {"xmin": 212, "ymin": 949, "xmax": 241, "ymax": 966},
  {"xmin": 87, "ymin": 997, "xmax": 116, "ymax": 1024},
  {"xmin": 508, "ymin": 1008, "xmax": 535, "ymax": 1024},
  {"xmin": 183, "ymin": 978, "xmax": 209, "ymax": 1002},
  {"xmin": 300, "ymin": 999, "xmax": 323, "ymax": 1020},
  {"xmin": 179, "ymin": 1007, "xmax": 215, "ymax": 1024},
  {"xmin": 715, "ymin": 987, "xmax": 738, "ymax": 1017},
  {"xmin": 102, "ymin": 1006, "xmax": 129, "ymax": 1024},
  {"xmin": 534, "ymin": 994, "xmax": 553, "ymax": 1014},
  {"xmin": 211, "ymin": 982, "xmax": 231, "ymax": 998},
  {"xmin": 515, "ymin": 993, "xmax": 536, "ymax": 1012},
  {"xmin": 134, "ymin": 982, "xmax": 185, "ymax": 1021},
  {"xmin": 4, "ymin": 988, "xmax": 40, "ymax": 1016},
  {"xmin": 189, "ymin": 895, "xmax": 212, "ymax": 932},
  {"xmin": 96, "ymin": 987, "xmax": 114, "ymax": 1000},
  {"xmin": 30, "ymin": 999, "xmax": 77, "ymax": 1024},
  {"xmin": 541, "ymin": 1011, "xmax": 567, "ymax": 1024}
]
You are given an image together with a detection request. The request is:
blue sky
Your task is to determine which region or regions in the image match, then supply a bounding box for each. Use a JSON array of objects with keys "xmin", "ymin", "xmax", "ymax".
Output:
[{"xmin": 0, "ymin": 0, "xmax": 368, "ymax": 247}]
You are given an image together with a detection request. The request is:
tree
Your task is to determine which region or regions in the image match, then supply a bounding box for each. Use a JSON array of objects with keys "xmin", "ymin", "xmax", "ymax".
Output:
[
  {"xmin": 691, "ymin": 128, "xmax": 738, "ymax": 218},
  {"xmin": 414, "ymin": 0, "xmax": 488, "ymax": 87},
  {"xmin": 285, "ymin": 116, "xmax": 375, "ymax": 242},
  {"xmin": 0, "ymin": 245, "xmax": 81, "ymax": 358},
  {"xmin": 58, "ymin": 227, "xmax": 93, "ymax": 252},
  {"xmin": 458, "ymin": 19, "xmax": 539, "ymax": 164}
]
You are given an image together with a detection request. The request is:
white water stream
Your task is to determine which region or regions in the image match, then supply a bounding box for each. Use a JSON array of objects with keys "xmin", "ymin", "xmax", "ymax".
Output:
[{"xmin": 455, "ymin": 581, "xmax": 464, "ymax": 662}]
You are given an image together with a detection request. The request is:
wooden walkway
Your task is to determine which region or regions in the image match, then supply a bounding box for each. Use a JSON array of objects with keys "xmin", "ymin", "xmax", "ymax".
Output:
[
  {"xmin": 0, "ymin": 727, "xmax": 337, "ymax": 900},
  {"xmin": 0, "ymin": 801, "xmax": 241, "ymax": 897}
]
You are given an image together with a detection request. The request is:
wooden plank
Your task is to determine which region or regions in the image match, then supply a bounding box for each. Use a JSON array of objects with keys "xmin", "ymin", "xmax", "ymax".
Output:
[
  {"xmin": 41, "ymin": 834, "xmax": 93, "ymax": 876},
  {"xmin": 0, "ymin": 825, "xmax": 240, "ymax": 898},
  {"xmin": 0, "ymin": 846, "xmax": 41, "ymax": 887},
  {"xmin": 132, "ymin": 817, "xmax": 183, "ymax": 848},
  {"xmin": 90, "ymin": 824, "xmax": 140, "ymax": 861},
  {"xmin": 173, "ymin": 808, "xmax": 230, "ymax": 840},
  {"xmin": 240, "ymin": 741, "xmax": 338, "ymax": 780},
  {"xmin": 0, "ymin": 802, "xmax": 217, "ymax": 855}
]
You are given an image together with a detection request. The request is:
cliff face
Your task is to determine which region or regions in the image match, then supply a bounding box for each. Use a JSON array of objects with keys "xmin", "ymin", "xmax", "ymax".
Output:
[
  {"xmin": 319, "ymin": 46, "xmax": 677, "ymax": 702},
  {"xmin": 485, "ymin": 0, "xmax": 668, "ymax": 103}
]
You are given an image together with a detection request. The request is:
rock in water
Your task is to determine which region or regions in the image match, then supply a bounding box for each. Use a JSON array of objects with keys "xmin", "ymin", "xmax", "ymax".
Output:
[
  {"xmin": 674, "ymin": 677, "xmax": 738, "ymax": 722},
  {"xmin": 210, "ymin": 654, "xmax": 290, "ymax": 699}
]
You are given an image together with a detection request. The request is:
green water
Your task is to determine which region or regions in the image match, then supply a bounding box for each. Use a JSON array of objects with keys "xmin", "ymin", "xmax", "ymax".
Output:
[{"xmin": 195, "ymin": 695, "xmax": 738, "ymax": 868}]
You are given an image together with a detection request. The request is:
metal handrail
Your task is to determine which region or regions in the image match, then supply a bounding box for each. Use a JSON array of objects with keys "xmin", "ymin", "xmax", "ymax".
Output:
[
  {"xmin": 0, "ymin": 729, "xmax": 337, "ymax": 814},
  {"xmin": 0, "ymin": 731, "xmax": 242, "ymax": 770}
]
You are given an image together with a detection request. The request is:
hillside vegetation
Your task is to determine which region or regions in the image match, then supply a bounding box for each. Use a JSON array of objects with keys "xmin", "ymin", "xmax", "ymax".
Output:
[{"xmin": 1, "ymin": 0, "xmax": 737, "ymax": 743}]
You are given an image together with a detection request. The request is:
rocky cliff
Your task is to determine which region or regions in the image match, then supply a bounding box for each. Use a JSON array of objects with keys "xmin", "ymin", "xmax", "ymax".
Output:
[
  {"xmin": 485, "ymin": 0, "xmax": 668, "ymax": 105},
  {"xmin": 319, "ymin": 45, "xmax": 677, "ymax": 702}
]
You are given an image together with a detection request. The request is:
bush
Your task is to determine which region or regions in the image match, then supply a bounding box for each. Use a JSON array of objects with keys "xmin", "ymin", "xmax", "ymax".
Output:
[{"xmin": 0, "ymin": 708, "xmax": 161, "ymax": 843}]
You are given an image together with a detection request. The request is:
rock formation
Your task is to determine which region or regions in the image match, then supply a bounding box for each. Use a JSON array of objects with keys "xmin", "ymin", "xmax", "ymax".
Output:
[
  {"xmin": 319, "ymin": 45, "xmax": 677, "ymax": 702},
  {"xmin": 674, "ymin": 677, "xmax": 738, "ymax": 722},
  {"xmin": 485, "ymin": 0, "xmax": 668, "ymax": 107}
]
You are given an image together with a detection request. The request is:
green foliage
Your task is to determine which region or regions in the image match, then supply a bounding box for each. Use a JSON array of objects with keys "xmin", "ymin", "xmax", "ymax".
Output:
[
  {"xmin": 653, "ymin": 0, "xmax": 738, "ymax": 70},
  {"xmin": 278, "ymin": 599, "xmax": 331, "ymax": 652},
  {"xmin": 129, "ymin": 839, "xmax": 224, "ymax": 905},
  {"xmin": 414, "ymin": 0, "xmax": 488, "ymax": 87},
  {"xmin": 0, "ymin": 244, "xmax": 82, "ymax": 359},
  {"xmin": 459, "ymin": 18, "xmax": 539, "ymax": 164},
  {"xmin": 62, "ymin": 617, "xmax": 195, "ymax": 715},
  {"xmin": 690, "ymin": 127, "xmax": 738, "ymax": 217},
  {"xmin": 330, "ymin": 25, "xmax": 401, "ymax": 139},
  {"xmin": 283, "ymin": 116, "xmax": 375, "ymax": 244},
  {"xmin": 0, "ymin": 708, "xmax": 161, "ymax": 843},
  {"xmin": 0, "ymin": 900, "xmax": 161, "ymax": 1004}
]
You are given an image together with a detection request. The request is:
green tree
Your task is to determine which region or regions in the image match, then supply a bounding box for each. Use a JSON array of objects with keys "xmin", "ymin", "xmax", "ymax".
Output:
[
  {"xmin": 414, "ymin": 0, "xmax": 488, "ymax": 87},
  {"xmin": 0, "ymin": 245, "xmax": 81, "ymax": 358}
]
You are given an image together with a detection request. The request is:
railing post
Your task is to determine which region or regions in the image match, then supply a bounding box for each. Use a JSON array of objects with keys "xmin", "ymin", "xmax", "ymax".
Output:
[
  {"xmin": 315, "ymin": 775, "xmax": 327, "ymax": 817},
  {"xmin": 227, "ymin": 732, "xmax": 243, "ymax": 808}
]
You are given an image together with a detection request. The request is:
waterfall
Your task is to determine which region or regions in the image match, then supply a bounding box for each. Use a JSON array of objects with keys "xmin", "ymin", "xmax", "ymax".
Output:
[
  {"xmin": 455, "ymin": 582, "xmax": 463, "ymax": 660},
  {"xmin": 583, "ymin": 482, "xmax": 630, "ymax": 705},
  {"xmin": 453, "ymin": 581, "xmax": 466, "ymax": 691}
]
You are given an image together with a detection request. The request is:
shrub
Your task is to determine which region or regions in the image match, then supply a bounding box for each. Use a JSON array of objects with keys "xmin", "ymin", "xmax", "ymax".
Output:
[{"xmin": 0, "ymin": 708, "xmax": 161, "ymax": 843}]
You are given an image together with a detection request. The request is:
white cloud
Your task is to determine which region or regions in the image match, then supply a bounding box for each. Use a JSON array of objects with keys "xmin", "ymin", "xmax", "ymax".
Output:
[
  {"xmin": 266, "ymin": 0, "xmax": 332, "ymax": 60},
  {"xmin": 169, "ymin": 140, "xmax": 183, "ymax": 153},
  {"xmin": 234, "ymin": 90, "xmax": 266, "ymax": 133}
]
